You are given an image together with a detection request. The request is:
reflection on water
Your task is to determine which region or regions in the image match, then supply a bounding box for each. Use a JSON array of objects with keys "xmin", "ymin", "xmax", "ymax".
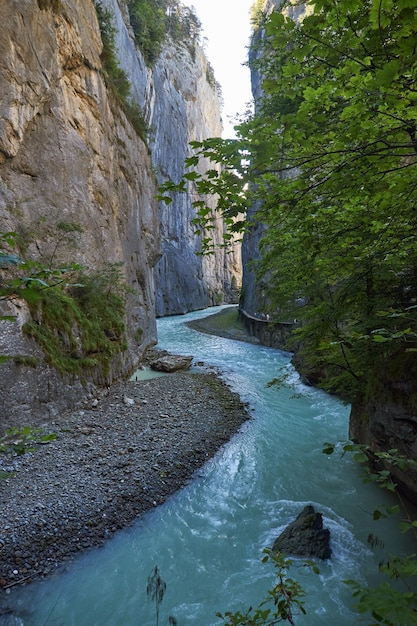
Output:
[
  {"xmin": 129, "ymin": 367, "xmax": 168, "ymax": 381},
  {"xmin": 3, "ymin": 306, "xmax": 415, "ymax": 625}
]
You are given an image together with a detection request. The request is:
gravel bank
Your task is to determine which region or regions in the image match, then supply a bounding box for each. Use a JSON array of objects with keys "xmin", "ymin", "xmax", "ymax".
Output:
[{"xmin": 0, "ymin": 357, "xmax": 250, "ymax": 590}]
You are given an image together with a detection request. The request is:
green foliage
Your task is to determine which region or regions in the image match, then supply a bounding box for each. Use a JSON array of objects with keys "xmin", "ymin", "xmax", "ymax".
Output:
[
  {"xmin": 324, "ymin": 441, "xmax": 417, "ymax": 498},
  {"xmin": 128, "ymin": 0, "xmax": 166, "ymax": 65},
  {"xmin": 127, "ymin": 0, "xmax": 202, "ymax": 66},
  {"xmin": 250, "ymin": 0, "xmax": 267, "ymax": 30},
  {"xmin": 324, "ymin": 442, "xmax": 417, "ymax": 622},
  {"xmin": 94, "ymin": 2, "xmax": 148, "ymax": 140},
  {"xmin": 0, "ymin": 426, "xmax": 56, "ymax": 458},
  {"xmin": 0, "ymin": 232, "xmax": 128, "ymax": 376},
  {"xmin": 217, "ymin": 550, "xmax": 318, "ymax": 625},
  {"xmin": 160, "ymin": 0, "xmax": 417, "ymax": 401},
  {"xmin": 0, "ymin": 231, "xmax": 22, "ymax": 270},
  {"xmin": 13, "ymin": 355, "xmax": 37, "ymax": 367},
  {"xmin": 0, "ymin": 426, "xmax": 56, "ymax": 481},
  {"xmin": 20, "ymin": 265, "xmax": 127, "ymax": 375},
  {"xmin": 347, "ymin": 578, "xmax": 417, "ymax": 626}
]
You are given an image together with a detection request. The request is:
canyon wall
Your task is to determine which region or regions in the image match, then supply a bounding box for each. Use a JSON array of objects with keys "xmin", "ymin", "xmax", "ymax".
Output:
[
  {"xmin": 0, "ymin": 0, "xmax": 240, "ymax": 425},
  {"xmin": 100, "ymin": 0, "xmax": 241, "ymax": 316},
  {"xmin": 149, "ymin": 42, "xmax": 241, "ymax": 316}
]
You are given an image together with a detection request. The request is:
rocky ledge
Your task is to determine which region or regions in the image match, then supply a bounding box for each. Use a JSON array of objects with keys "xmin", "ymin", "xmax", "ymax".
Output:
[{"xmin": 0, "ymin": 360, "xmax": 250, "ymax": 590}]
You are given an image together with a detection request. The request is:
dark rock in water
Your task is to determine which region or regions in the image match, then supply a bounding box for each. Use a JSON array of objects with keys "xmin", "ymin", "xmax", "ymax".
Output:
[
  {"xmin": 150, "ymin": 354, "xmax": 193, "ymax": 372},
  {"xmin": 272, "ymin": 505, "xmax": 331, "ymax": 560}
]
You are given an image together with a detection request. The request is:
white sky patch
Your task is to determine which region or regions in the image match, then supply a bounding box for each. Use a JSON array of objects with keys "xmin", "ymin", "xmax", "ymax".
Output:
[{"xmin": 181, "ymin": 0, "xmax": 254, "ymax": 138}]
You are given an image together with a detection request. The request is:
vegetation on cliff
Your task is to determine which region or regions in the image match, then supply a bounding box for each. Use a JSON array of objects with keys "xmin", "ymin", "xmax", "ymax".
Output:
[
  {"xmin": 127, "ymin": 0, "xmax": 202, "ymax": 64},
  {"xmin": 0, "ymin": 230, "xmax": 128, "ymax": 377},
  {"xmin": 94, "ymin": 1, "xmax": 148, "ymax": 140}
]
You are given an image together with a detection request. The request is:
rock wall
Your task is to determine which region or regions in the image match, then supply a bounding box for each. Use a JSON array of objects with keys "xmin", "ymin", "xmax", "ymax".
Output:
[
  {"xmin": 147, "ymin": 44, "xmax": 241, "ymax": 316},
  {"xmin": 150, "ymin": 42, "xmax": 241, "ymax": 316},
  {"xmin": 0, "ymin": 0, "xmax": 240, "ymax": 424},
  {"xmin": 349, "ymin": 351, "xmax": 417, "ymax": 503},
  {"xmin": 241, "ymin": 0, "xmax": 307, "ymax": 318},
  {"xmin": 0, "ymin": 0, "xmax": 161, "ymax": 423},
  {"xmin": 101, "ymin": 0, "xmax": 241, "ymax": 316},
  {"xmin": 240, "ymin": 0, "xmax": 285, "ymax": 318}
]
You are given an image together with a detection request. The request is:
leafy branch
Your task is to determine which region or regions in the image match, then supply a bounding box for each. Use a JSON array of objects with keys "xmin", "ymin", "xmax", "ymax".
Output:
[
  {"xmin": 323, "ymin": 441, "xmax": 417, "ymax": 622},
  {"xmin": 217, "ymin": 550, "xmax": 319, "ymax": 626}
]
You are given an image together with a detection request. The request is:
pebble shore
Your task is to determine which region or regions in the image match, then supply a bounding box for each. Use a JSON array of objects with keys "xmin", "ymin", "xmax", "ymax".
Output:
[{"xmin": 0, "ymin": 360, "xmax": 250, "ymax": 591}]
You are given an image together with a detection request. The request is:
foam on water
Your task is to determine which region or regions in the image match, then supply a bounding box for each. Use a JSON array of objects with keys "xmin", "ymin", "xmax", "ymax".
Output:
[{"xmin": 4, "ymin": 306, "xmax": 415, "ymax": 625}]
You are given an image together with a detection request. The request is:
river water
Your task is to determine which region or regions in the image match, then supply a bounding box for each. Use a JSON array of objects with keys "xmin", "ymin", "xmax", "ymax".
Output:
[{"xmin": 4, "ymin": 306, "xmax": 414, "ymax": 625}]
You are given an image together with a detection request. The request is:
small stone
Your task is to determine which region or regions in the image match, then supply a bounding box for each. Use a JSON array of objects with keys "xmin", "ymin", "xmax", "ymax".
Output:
[{"xmin": 123, "ymin": 396, "xmax": 135, "ymax": 406}]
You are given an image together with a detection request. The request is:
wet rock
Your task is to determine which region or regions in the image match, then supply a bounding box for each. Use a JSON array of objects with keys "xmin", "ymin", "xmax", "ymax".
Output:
[
  {"xmin": 272, "ymin": 505, "xmax": 331, "ymax": 560},
  {"xmin": 150, "ymin": 354, "xmax": 193, "ymax": 372}
]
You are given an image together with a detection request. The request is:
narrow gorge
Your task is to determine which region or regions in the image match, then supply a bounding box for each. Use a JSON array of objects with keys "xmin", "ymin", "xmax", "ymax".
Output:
[
  {"xmin": 1, "ymin": 0, "xmax": 416, "ymax": 529},
  {"xmin": 1, "ymin": 2, "xmax": 417, "ymax": 623}
]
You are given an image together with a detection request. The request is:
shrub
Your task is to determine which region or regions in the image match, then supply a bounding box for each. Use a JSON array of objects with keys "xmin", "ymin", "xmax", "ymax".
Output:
[{"xmin": 94, "ymin": 1, "xmax": 148, "ymax": 140}]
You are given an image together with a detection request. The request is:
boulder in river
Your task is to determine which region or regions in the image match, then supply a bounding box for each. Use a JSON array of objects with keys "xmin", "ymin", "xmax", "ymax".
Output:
[
  {"xmin": 272, "ymin": 505, "xmax": 331, "ymax": 560},
  {"xmin": 150, "ymin": 354, "xmax": 193, "ymax": 372}
]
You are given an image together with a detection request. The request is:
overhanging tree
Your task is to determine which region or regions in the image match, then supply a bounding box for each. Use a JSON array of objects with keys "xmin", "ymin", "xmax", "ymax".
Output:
[{"xmin": 160, "ymin": 0, "xmax": 417, "ymax": 400}]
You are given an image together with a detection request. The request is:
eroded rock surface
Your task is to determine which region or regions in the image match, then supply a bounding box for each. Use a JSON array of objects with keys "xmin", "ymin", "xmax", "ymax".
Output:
[
  {"xmin": 0, "ymin": 0, "xmax": 239, "ymax": 421},
  {"xmin": 150, "ymin": 353, "xmax": 193, "ymax": 372},
  {"xmin": 272, "ymin": 505, "xmax": 331, "ymax": 560}
]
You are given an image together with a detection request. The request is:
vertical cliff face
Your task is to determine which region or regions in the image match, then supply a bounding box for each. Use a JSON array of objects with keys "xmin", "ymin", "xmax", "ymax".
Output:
[
  {"xmin": 241, "ymin": 0, "xmax": 285, "ymax": 318},
  {"xmin": 101, "ymin": 0, "xmax": 241, "ymax": 317},
  {"xmin": 0, "ymin": 0, "xmax": 160, "ymax": 421},
  {"xmin": 150, "ymin": 43, "xmax": 241, "ymax": 316},
  {"xmin": 0, "ymin": 0, "xmax": 240, "ymax": 423},
  {"xmin": 241, "ymin": 0, "xmax": 306, "ymax": 317}
]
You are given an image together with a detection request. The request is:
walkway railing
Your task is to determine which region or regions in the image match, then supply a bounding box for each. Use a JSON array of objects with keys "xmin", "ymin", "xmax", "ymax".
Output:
[{"xmin": 238, "ymin": 308, "xmax": 295, "ymax": 349}]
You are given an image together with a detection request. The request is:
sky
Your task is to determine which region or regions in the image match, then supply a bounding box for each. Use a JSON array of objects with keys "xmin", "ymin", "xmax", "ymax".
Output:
[{"xmin": 181, "ymin": 0, "xmax": 255, "ymax": 138}]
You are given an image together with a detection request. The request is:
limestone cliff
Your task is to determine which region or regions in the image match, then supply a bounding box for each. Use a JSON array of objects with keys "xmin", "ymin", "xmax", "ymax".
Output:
[
  {"xmin": 149, "ymin": 40, "xmax": 241, "ymax": 316},
  {"xmin": 0, "ymin": 0, "xmax": 240, "ymax": 424},
  {"xmin": 241, "ymin": 0, "xmax": 283, "ymax": 319},
  {"xmin": 100, "ymin": 0, "xmax": 241, "ymax": 315}
]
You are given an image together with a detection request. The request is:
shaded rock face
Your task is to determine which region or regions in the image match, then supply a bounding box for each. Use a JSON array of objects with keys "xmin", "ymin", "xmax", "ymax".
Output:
[
  {"xmin": 0, "ymin": 0, "xmax": 239, "ymax": 422},
  {"xmin": 150, "ymin": 44, "xmax": 242, "ymax": 316},
  {"xmin": 349, "ymin": 354, "xmax": 417, "ymax": 504},
  {"xmin": 101, "ymin": 0, "xmax": 242, "ymax": 316},
  {"xmin": 241, "ymin": 1, "xmax": 290, "ymax": 318},
  {"xmin": 272, "ymin": 505, "xmax": 332, "ymax": 560},
  {"xmin": 242, "ymin": 0, "xmax": 309, "ymax": 319}
]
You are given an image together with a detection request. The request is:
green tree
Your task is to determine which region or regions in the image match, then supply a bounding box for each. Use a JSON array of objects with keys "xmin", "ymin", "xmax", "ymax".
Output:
[
  {"xmin": 160, "ymin": 0, "xmax": 417, "ymax": 401},
  {"xmin": 128, "ymin": 0, "xmax": 167, "ymax": 64},
  {"xmin": 126, "ymin": 0, "xmax": 201, "ymax": 65},
  {"xmin": 217, "ymin": 550, "xmax": 317, "ymax": 625}
]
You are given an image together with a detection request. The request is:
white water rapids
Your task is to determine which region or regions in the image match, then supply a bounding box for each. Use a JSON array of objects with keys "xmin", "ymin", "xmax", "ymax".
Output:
[{"xmin": 4, "ymin": 306, "xmax": 415, "ymax": 625}]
